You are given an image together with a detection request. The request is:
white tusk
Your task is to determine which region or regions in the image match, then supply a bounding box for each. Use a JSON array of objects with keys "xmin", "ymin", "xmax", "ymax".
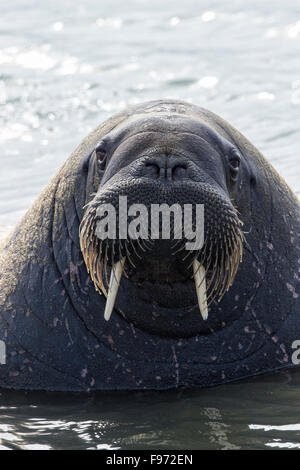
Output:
[
  {"xmin": 193, "ymin": 259, "xmax": 208, "ymax": 321},
  {"xmin": 104, "ymin": 257, "xmax": 126, "ymax": 321}
]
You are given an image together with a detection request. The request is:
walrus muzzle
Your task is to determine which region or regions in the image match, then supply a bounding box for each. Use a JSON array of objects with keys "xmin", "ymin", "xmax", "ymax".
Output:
[{"xmin": 79, "ymin": 176, "xmax": 245, "ymax": 323}]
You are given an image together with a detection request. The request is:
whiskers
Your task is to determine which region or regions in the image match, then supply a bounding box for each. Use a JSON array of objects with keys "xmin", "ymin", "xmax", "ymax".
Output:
[
  {"xmin": 198, "ymin": 219, "xmax": 245, "ymax": 306},
  {"xmin": 80, "ymin": 205, "xmax": 145, "ymax": 297},
  {"xmin": 80, "ymin": 200, "xmax": 246, "ymax": 309}
]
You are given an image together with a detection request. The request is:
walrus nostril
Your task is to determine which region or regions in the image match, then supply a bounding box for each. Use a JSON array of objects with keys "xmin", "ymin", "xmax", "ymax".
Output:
[
  {"xmin": 172, "ymin": 164, "xmax": 187, "ymax": 180},
  {"xmin": 145, "ymin": 162, "xmax": 160, "ymax": 178},
  {"xmin": 144, "ymin": 157, "xmax": 187, "ymax": 181}
]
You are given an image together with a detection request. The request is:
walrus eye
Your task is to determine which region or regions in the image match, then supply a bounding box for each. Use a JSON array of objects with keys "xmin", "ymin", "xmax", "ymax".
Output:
[
  {"xmin": 229, "ymin": 149, "xmax": 241, "ymax": 182},
  {"xmin": 95, "ymin": 144, "xmax": 107, "ymax": 170},
  {"xmin": 231, "ymin": 159, "xmax": 240, "ymax": 169}
]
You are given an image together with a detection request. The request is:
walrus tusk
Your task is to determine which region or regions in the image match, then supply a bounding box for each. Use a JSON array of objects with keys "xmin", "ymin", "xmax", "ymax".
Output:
[
  {"xmin": 104, "ymin": 257, "xmax": 126, "ymax": 321},
  {"xmin": 193, "ymin": 259, "xmax": 208, "ymax": 320}
]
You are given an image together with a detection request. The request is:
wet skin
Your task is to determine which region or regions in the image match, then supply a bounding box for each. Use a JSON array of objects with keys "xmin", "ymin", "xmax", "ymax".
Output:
[{"xmin": 0, "ymin": 100, "xmax": 300, "ymax": 391}]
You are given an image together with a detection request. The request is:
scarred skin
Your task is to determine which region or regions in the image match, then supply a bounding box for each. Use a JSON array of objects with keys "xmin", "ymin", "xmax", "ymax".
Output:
[{"xmin": 0, "ymin": 99, "xmax": 300, "ymax": 392}]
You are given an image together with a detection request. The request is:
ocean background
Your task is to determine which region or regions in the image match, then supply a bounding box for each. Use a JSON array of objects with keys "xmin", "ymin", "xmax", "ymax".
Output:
[{"xmin": 1, "ymin": 0, "xmax": 300, "ymax": 450}]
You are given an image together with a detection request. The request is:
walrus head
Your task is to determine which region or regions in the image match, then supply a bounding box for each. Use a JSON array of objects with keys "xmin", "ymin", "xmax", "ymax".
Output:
[{"xmin": 79, "ymin": 113, "xmax": 246, "ymax": 337}]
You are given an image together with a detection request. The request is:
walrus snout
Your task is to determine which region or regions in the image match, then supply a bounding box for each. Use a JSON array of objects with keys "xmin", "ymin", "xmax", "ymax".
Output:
[
  {"xmin": 143, "ymin": 155, "xmax": 188, "ymax": 181},
  {"xmin": 80, "ymin": 174, "xmax": 245, "ymax": 324}
]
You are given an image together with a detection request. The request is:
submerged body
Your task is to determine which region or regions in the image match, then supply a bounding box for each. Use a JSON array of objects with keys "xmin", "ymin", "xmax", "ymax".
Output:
[{"xmin": 0, "ymin": 99, "xmax": 300, "ymax": 391}]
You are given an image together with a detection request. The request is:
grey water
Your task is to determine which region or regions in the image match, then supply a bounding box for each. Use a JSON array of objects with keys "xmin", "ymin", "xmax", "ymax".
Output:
[{"xmin": 1, "ymin": 0, "xmax": 300, "ymax": 450}]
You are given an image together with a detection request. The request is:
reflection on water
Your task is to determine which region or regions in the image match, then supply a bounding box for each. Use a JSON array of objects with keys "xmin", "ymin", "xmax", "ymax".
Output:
[
  {"xmin": 1, "ymin": 370, "xmax": 300, "ymax": 450},
  {"xmin": 1, "ymin": 0, "xmax": 300, "ymax": 450}
]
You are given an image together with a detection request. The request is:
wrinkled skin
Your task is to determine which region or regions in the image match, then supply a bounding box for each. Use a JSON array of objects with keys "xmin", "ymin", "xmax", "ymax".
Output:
[{"xmin": 0, "ymin": 99, "xmax": 300, "ymax": 392}]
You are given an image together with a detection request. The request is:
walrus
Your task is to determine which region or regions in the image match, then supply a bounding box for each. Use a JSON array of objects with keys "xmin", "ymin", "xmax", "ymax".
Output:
[{"xmin": 1, "ymin": 99, "xmax": 300, "ymax": 392}]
